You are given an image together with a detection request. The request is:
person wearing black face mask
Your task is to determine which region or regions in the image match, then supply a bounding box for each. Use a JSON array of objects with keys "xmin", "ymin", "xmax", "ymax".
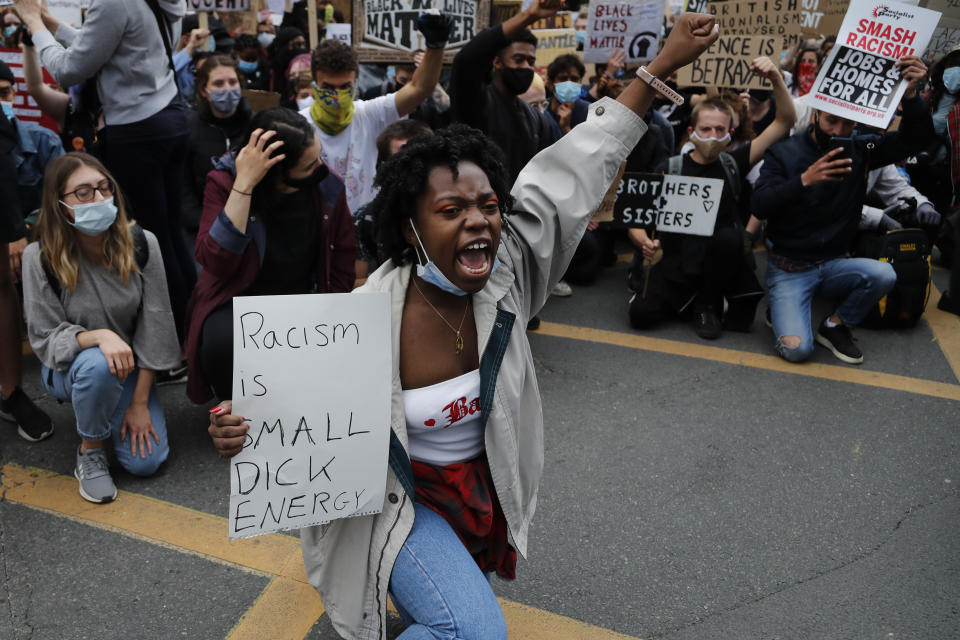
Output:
[
  {"xmin": 449, "ymin": 0, "xmax": 562, "ymax": 185},
  {"xmin": 746, "ymin": 88, "xmax": 777, "ymax": 136},
  {"xmin": 752, "ymin": 55, "xmax": 935, "ymax": 365},
  {"xmin": 183, "ymin": 108, "xmax": 354, "ymax": 404}
]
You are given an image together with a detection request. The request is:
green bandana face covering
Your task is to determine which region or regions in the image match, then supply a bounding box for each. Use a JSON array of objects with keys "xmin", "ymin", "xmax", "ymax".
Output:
[{"xmin": 310, "ymin": 85, "xmax": 356, "ymax": 136}]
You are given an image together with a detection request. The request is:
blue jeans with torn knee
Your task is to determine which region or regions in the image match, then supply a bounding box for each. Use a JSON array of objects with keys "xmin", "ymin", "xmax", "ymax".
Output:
[
  {"xmin": 41, "ymin": 347, "xmax": 169, "ymax": 476},
  {"xmin": 766, "ymin": 256, "xmax": 897, "ymax": 362},
  {"xmin": 389, "ymin": 503, "xmax": 508, "ymax": 640}
]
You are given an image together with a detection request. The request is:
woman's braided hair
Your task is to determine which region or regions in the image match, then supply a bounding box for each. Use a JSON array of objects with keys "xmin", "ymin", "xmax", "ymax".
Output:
[{"xmin": 370, "ymin": 124, "xmax": 513, "ymax": 266}]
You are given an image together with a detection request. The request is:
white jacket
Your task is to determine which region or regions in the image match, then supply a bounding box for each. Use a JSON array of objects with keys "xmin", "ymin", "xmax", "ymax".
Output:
[{"xmin": 300, "ymin": 97, "xmax": 647, "ymax": 640}]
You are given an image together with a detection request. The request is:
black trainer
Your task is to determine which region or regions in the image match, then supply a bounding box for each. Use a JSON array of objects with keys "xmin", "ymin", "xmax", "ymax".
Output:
[
  {"xmin": 156, "ymin": 361, "xmax": 188, "ymax": 386},
  {"xmin": 0, "ymin": 387, "xmax": 54, "ymax": 442},
  {"xmin": 815, "ymin": 318, "xmax": 863, "ymax": 364},
  {"xmin": 693, "ymin": 305, "xmax": 722, "ymax": 340}
]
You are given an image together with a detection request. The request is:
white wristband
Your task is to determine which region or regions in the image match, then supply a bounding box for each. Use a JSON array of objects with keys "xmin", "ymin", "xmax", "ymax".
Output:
[{"xmin": 635, "ymin": 66, "xmax": 684, "ymax": 106}]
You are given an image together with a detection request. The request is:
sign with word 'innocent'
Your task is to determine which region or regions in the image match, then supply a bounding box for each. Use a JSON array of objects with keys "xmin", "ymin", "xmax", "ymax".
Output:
[
  {"xmin": 585, "ymin": 0, "xmax": 664, "ymax": 64},
  {"xmin": 229, "ymin": 293, "xmax": 392, "ymax": 540},
  {"xmin": 807, "ymin": 0, "xmax": 941, "ymax": 128},
  {"xmin": 186, "ymin": 0, "xmax": 251, "ymax": 10},
  {"xmin": 675, "ymin": 35, "xmax": 780, "ymax": 89},
  {"xmin": 611, "ymin": 173, "xmax": 724, "ymax": 236}
]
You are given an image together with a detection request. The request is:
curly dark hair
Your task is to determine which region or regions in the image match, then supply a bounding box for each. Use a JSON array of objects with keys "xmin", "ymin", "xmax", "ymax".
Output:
[
  {"xmin": 240, "ymin": 107, "xmax": 317, "ymax": 207},
  {"xmin": 370, "ymin": 124, "xmax": 513, "ymax": 266},
  {"xmin": 311, "ymin": 38, "xmax": 358, "ymax": 76},
  {"xmin": 234, "ymin": 34, "xmax": 260, "ymax": 53}
]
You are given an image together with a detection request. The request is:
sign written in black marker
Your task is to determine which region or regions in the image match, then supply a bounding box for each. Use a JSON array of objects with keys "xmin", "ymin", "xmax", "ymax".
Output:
[{"xmin": 611, "ymin": 173, "xmax": 724, "ymax": 236}]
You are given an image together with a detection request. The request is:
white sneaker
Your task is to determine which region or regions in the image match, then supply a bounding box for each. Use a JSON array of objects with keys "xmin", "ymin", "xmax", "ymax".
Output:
[{"xmin": 551, "ymin": 280, "xmax": 573, "ymax": 297}]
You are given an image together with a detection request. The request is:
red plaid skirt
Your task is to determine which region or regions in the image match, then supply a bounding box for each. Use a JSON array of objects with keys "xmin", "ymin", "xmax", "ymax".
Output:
[{"xmin": 411, "ymin": 454, "xmax": 517, "ymax": 580}]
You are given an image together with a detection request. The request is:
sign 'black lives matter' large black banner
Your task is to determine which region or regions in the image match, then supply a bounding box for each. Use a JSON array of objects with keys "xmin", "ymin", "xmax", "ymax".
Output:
[{"xmin": 354, "ymin": 0, "xmax": 490, "ymax": 62}]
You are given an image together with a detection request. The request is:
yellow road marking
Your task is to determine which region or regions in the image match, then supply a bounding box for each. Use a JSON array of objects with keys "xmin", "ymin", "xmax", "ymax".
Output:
[
  {"xmin": 535, "ymin": 321, "xmax": 960, "ymax": 401},
  {"xmin": 1, "ymin": 463, "xmax": 642, "ymax": 640},
  {"xmin": 926, "ymin": 285, "xmax": 960, "ymax": 383}
]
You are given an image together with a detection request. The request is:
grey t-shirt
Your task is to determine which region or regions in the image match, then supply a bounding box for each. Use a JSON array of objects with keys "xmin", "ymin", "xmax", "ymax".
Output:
[{"xmin": 22, "ymin": 230, "xmax": 180, "ymax": 372}]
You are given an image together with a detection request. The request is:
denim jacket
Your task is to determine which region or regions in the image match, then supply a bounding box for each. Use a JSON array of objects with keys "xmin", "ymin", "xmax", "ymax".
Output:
[{"xmin": 10, "ymin": 118, "xmax": 65, "ymax": 221}]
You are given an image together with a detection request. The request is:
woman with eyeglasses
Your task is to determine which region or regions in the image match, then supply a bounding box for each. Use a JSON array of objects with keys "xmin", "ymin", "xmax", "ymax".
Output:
[{"xmin": 21, "ymin": 152, "xmax": 181, "ymax": 504}]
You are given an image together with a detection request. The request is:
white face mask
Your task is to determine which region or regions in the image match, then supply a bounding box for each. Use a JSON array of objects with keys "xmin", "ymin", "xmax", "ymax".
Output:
[{"xmin": 296, "ymin": 95, "xmax": 315, "ymax": 111}]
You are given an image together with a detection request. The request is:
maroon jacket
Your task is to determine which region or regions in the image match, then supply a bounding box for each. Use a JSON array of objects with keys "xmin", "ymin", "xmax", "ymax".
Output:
[{"xmin": 184, "ymin": 153, "xmax": 356, "ymax": 403}]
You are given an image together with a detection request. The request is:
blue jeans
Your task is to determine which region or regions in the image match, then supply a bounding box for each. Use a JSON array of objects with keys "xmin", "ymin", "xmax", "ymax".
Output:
[
  {"xmin": 41, "ymin": 347, "xmax": 169, "ymax": 476},
  {"xmin": 389, "ymin": 503, "xmax": 507, "ymax": 640},
  {"xmin": 766, "ymin": 257, "xmax": 896, "ymax": 362}
]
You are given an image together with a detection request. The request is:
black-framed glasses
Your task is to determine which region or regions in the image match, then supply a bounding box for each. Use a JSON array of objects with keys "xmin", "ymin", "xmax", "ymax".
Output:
[{"xmin": 61, "ymin": 179, "xmax": 114, "ymax": 203}]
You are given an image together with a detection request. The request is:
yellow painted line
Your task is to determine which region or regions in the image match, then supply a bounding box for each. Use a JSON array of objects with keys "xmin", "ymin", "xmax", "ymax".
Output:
[
  {"xmin": 1, "ymin": 463, "xmax": 642, "ymax": 640},
  {"xmin": 227, "ymin": 577, "xmax": 324, "ymax": 640},
  {"xmin": 926, "ymin": 284, "xmax": 960, "ymax": 383},
  {"xmin": 535, "ymin": 321, "xmax": 960, "ymax": 402}
]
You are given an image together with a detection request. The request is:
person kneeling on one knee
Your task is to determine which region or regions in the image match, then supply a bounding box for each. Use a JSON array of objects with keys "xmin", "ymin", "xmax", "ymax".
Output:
[
  {"xmin": 751, "ymin": 55, "xmax": 933, "ymax": 364},
  {"xmin": 22, "ymin": 153, "xmax": 181, "ymax": 503}
]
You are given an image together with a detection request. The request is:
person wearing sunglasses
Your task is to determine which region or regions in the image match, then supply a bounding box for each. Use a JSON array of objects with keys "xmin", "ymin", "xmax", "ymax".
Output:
[{"xmin": 21, "ymin": 152, "xmax": 181, "ymax": 504}]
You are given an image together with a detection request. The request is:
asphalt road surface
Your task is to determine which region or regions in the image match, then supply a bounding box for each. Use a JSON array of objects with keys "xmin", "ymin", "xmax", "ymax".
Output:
[{"xmin": 2, "ymin": 255, "xmax": 958, "ymax": 640}]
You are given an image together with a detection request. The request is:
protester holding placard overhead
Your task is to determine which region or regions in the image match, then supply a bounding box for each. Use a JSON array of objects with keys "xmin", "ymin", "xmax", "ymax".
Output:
[
  {"xmin": 209, "ymin": 11, "xmax": 721, "ymax": 640},
  {"xmin": 628, "ymin": 55, "xmax": 795, "ymax": 339},
  {"xmin": 183, "ymin": 108, "xmax": 355, "ymax": 404},
  {"xmin": 752, "ymin": 55, "xmax": 933, "ymax": 364},
  {"xmin": 300, "ymin": 12, "xmax": 453, "ymax": 218},
  {"xmin": 14, "ymin": 0, "xmax": 196, "ymax": 356},
  {"xmin": 21, "ymin": 153, "xmax": 181, "ymax": 503}
]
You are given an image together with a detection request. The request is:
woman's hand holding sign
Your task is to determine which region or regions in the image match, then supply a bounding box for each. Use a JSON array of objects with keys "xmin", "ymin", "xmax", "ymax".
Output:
[{"xmin": 209, "ymin": 400, "xmax": 249, "ymax": 459}]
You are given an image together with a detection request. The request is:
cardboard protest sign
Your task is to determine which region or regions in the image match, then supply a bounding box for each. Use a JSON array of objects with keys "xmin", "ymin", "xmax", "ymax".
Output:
[
  {"xmin": 584, "ymin": 0, "xmax": 664, "ymax": 64},
  {"xmin": 187, "ymin": 0, "xmax": 252, "ymax": 10},
  {"xmin": 611, "ymin": 173, "xmax": 725, "ymax": 236},
  {"xmin": 325, "ymin": 23, "xmax": 352, "ymax": 45},
  {"xmin": 675, "ymin": 35, "xmax": 780, "ymax": 89},
  {"xmin": 46, "ymin": 0, "xmax": 82, "ymax": 26},
  {"xmin": 492, "ymin": 0, "xmax": 522, "ymax": 24},
  {"xmin": 0, "ymin": 49, "xmax": 60, "ymax": 134},
  {"xmin": 532, "ymin": 28, "xmax": 580, "ymax": 78},
  {"xmin": 592, "ymin": 161, "xmax": 628, "ymax": 223},
  {"xmin": 229, "ymin": 293, "xmax": 392, "ymax": 540},
  {"xmin": 530, "ymin": 13, "xmax": 572, "ymax": 30},
  {"xmin": 807, "ymin": 0, "xmax": 941, "ymax": 128},
  {"xmin": 925, "ymin": 26, "xmax": 960, "ymax": 60},
  {"xmin": 799, "ymin": 0, "xmax": 847, "ymax": 37},
  {"xmin": 242, "ymin": 89, "xmax": 281, "ymax": 112},
  {"xmin": 354, "ymin": 0, "xmax": 490, "ymax": 63},
  {"xmin": 707, "ymin": 0, "xmax": 804, "ymax": 39}
]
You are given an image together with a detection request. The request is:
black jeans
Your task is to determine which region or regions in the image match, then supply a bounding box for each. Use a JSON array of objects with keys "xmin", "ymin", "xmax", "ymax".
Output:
[
  {"xmin": 104, "ymin": 100, "xmax": 196, "ymax": 343},
  {"xmin": 199, "ymin": 303, "xmax": 233, "ymax": 401}
]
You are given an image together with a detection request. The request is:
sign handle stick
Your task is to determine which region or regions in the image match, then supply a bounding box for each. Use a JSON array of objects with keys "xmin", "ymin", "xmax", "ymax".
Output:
[
  {"xmin": 642, "ymin": 229, "xmax": 656, "ymax": 300},
  {"xmin": 198, "ymin": 11, "xmax": 209, "ymax": 32},
  {"xmin": 307, "ymin": 0, "xmax": 318, "ymax": 50}
]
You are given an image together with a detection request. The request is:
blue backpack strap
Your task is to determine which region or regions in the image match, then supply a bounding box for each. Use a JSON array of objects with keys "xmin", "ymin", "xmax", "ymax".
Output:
[{"xmin": 388, "ymin": 307, "xmax": 516, "ymax": 499}]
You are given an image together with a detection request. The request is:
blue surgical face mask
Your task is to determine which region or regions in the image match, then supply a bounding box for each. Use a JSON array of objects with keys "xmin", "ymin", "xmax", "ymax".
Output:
[
  {"xmin": 59, "ymin": 197, "xmax": 118, "ymax": 236},
  {"xmin": 574, "ymin": 30, "xmax": 585, "ymax": 46},
  {"xmin": 209, "ymin": 87, "xmax": 242, "ymax": 114},
  {"xmin": 4, "ymin": 25, "xmax": 17, "ymax": 39},
  {"xmin": 554, "ymin": 80, "xmax": 581, "ymax": 104},
  {"xmin": 944, "ymin": 67, "xmax": 960, "ymax": 95},
  {"xmin": 237, "ymin": 59, "xmax": 258, "ymax": 75},
  {"xmin": 410, "ymin": 223, "xmax": 469, "ymax": 296},
  {"xmin": 257, "ymin": 32, "xmax": 275, "ymax": 49},
  {"xmin": 0, "ymin": 101, "xmax": 13, "ymax": 121}
]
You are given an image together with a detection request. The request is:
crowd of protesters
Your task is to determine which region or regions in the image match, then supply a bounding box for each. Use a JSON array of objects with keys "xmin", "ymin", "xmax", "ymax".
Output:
[{"xmin": 0, "ymin": 0, "xmax": 958, "ymax": 636}]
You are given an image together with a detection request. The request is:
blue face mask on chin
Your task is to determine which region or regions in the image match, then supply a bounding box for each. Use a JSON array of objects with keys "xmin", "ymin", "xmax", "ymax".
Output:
[
  {"xmin": 410, "ymin": 223, "xmax": 469, "ymax": 296},
  {"xmin": 944, "ymin": 67, "xmax": 960, "ymax": 95},
  {"xmin": 60, "ymin": 197, "xmax": 118, "ymax": 236}
]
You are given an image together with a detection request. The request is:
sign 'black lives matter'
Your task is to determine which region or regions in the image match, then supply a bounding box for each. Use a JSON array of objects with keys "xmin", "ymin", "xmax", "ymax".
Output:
[{"xmin": 354, "ymin": 0, "xmax": 491, "ymax": 62}]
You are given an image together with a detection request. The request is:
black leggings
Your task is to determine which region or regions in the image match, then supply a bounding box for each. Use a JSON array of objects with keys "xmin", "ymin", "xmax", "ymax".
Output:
[
  {"xmin": 104, "ymin": 101, "xmax": 196, "ymax": 343},
  {"xmin": 199, "ymin": 303, "xmax": 234, "ymax": 400}
]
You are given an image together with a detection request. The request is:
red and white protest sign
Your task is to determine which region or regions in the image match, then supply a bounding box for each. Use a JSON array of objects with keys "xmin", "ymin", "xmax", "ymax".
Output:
[
  {"xmin": 806, "ymin": 0, "xmax": 941, "ymax": 128},
  {"xmin": 0, "ymin": 48, "xmax": 60, "ymax": 134}
]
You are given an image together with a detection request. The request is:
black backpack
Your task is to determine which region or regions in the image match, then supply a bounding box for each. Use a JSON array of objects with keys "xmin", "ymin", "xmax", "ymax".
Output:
[
  {"xmin": 856, "ymin": 227, "xmax": 932, "ymax": 328},
  {"xmin": 41, "ymin": 224, "xmax": 149, "ymax": 299}
]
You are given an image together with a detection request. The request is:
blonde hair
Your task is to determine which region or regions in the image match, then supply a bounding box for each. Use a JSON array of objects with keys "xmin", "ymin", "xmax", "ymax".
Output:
[{"xmin": 36, "ymin": 152, "xmax": 139, "ymax": 292}]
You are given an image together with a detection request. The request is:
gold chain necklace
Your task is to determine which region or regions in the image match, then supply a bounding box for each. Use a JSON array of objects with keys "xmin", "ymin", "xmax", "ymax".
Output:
[{"xmin": 410, "ymin": 276, "xmax": 470, "ymax": 354}]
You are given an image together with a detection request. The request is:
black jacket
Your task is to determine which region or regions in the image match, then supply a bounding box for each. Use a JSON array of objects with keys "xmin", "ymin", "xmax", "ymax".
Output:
[
  {"xmin": 752, "ymin": 95, "xmax": 934, "ymax": 262},
  {"xmin": 449, "ymin": 24, "xmax": 558, "ymax": 184}
]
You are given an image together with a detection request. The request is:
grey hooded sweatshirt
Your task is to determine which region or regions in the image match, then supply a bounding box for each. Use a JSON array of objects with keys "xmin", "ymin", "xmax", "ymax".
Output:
[{"xmin": 32, "ymin": 0, "xmax": 185, "ymax": 126}]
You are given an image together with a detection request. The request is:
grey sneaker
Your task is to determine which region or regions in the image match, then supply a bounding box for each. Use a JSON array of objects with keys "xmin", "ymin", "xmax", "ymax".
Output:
[
  {"xmin": 74, "ymin": 447, "xmax": 117, "ymax": 504},
  {"xmin": 551, "ymin": 280, "xmax": 573, "ymax": 297}
]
